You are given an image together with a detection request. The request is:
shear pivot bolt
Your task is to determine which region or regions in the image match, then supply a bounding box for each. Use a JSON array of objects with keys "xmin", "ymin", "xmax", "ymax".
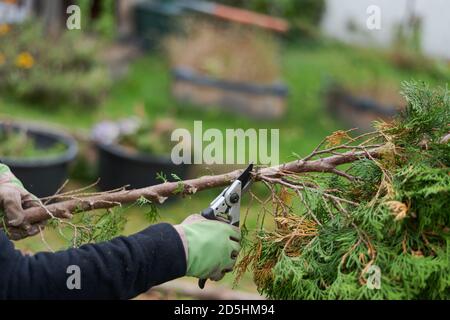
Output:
[{"xmin": 230, "ymin": 193, "xmax": 240, "ymax": 203}]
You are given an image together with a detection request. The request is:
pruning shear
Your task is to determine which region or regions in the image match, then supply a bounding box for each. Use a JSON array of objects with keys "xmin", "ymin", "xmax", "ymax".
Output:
[{"xmin": 198, "ymin": 163, "xmax": 254, "ymax": 289}]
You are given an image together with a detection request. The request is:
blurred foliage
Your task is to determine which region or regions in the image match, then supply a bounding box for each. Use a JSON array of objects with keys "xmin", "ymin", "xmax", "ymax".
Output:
[
  {"xmin": 388, "ymin": 17, "xmax": 450, "ymax": 82},
  {"xmin": 0, "ymin": 21, "xmax": 110, "ymax": 109},
  {"xmin": 78, "ymin": 0, "xmax": 117, "ymax": 40},
  {"xmin": 93, "ymin": 0, "xmax": 117, "ymax": 40},
  {"xmin": 118, "ymin": 117, "xmax": 182, "ymax": 156},
  {"xmin": 0, "ymin": 126, "xmax": 66, "ymax": 158}
]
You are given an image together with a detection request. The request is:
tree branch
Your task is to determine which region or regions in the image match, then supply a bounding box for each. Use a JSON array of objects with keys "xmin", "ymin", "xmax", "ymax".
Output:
[{"xmin": 18, "ymin": 147, "xmax": 380, "ymax": 227}]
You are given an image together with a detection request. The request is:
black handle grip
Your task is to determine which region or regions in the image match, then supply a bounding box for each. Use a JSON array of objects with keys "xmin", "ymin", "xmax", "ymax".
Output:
[
  {"xmin": 201, "ymin": 207, "xmax": 216, "ymax": 220},
  {"xmin": 198, "ymin": 278, "xmax": 207, "ymax": 289}
]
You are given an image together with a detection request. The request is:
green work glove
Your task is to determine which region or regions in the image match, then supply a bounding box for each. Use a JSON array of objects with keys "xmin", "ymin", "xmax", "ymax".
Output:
[
  {"xmin": 174, "ymin": 214, "xmax": 241, "ymax": 281},
  {"xmin": 0, "ymin": 164, "xmax": 41, "ymax": 239}
]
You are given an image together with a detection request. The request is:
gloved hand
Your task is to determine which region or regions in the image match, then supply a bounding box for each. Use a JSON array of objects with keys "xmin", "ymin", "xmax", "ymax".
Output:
[
  {"xmin": 0, "ymin": 164, "xmax": 41, "ymax": 239},
  {"xmin": 174, "ymin": 214, "xmax": 241, "ymax": 281}
]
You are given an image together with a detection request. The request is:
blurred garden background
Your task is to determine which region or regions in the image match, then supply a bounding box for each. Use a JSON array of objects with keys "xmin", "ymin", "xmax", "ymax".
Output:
[{"xmin": 0, "ymin": 0, "xmax": 449, "ymax": 299}]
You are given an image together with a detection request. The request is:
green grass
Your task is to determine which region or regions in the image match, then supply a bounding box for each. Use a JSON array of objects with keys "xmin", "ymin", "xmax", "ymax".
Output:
[{"xmin": 5, "ymin": 40, "xmax": 447, "ymax": 295}]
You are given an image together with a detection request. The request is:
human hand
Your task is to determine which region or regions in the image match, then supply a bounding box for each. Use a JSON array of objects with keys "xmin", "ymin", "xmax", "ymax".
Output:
[
  {"xmin": 174, "ymin": 214, "xmax": 241, "ymax": 281},
  {"xmin": 0, "ymin": 164, "xmax": 42, "ymax": 239}
]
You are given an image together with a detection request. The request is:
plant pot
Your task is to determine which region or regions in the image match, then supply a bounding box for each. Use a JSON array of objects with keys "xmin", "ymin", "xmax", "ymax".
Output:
[
  {"xmin": 172, "ymin": 67, "xmax": 289, "ymax": 119},
  {"xmin": 95, "ymin": 142, "xmax": 189, "ymax": 194},
  {"xmin": 0, "ymin": 122, "xmax": 78, "ymax": 198},
  {"xmin": 326, "ymin": 85, "xmax": 402, "ymax": 132}
]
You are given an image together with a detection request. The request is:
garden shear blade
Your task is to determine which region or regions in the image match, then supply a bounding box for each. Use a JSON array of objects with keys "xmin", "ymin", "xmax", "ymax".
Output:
[{"xmin": 198, "ymin": 163, "xmax": 254, "ymax": 289}]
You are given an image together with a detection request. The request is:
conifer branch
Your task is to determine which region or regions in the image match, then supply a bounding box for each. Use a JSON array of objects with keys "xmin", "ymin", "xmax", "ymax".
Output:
[{"xmin": 16, "ymin": 147, "xmax": 381, "ymax": 229}]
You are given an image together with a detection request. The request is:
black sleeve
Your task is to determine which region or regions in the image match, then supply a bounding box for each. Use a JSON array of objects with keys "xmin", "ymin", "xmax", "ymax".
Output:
[{"xmin": 0, "ymin": 223, "xmax": 187, "ymax": 300}]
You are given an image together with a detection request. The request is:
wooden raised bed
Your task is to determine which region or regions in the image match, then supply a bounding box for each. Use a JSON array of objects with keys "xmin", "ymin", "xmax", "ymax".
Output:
[{"xmin": 172, "ymin": 67, "xmax": 288, "ymax": 119}]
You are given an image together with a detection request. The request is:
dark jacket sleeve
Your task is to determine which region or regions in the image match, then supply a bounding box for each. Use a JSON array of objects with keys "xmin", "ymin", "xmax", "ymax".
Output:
[{"xmin": 0, "ymin": 223, "xmax": 187, "ymax": 300}]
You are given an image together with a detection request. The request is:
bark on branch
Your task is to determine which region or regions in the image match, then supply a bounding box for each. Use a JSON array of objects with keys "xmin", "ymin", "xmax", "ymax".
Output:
[{"xmin": 21, "ymin": 147, "xmax": 380, "ymax": 226}]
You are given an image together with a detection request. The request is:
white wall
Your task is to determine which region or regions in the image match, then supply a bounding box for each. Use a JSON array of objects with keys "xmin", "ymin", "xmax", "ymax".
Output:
[{"xmin": 321, "ymin": 0, "xmax": 450, "ymax": 59}]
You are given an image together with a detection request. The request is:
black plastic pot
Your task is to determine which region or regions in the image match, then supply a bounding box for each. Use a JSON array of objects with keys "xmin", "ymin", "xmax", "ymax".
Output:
[
  {"xmin": 96, "ymin": 142, "xmax": 189, "ymax": 193},
  {"xmin": 0, "ymin": 122, "xmax": 78, "ymax": 198}
]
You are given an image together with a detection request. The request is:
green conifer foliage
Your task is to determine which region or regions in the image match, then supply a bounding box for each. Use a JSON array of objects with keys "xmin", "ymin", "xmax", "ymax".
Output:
[{"xmin": 238, "ymin": 81, "xmax": 449, "ymax": 299}]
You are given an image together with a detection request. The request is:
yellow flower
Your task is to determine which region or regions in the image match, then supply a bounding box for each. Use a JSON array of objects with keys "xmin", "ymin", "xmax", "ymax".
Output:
[
  {"xmin": 15, "ymin": 52, "xmax": 34, "ymax": 69},
  {"xmin": 0, "ymin": 53, "xmax": 5, "ymax": 66},
  {"xmin": 0, "ymin": 24, "xmax": 11, "ymax": 36}
]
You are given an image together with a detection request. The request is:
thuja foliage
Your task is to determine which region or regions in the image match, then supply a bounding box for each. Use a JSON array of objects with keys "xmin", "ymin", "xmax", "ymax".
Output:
[
  {"xmin": 47, "ymin": 208, "xmax": 127, "ymax": 248},
  {"xmin": 46, "ymin": 198, "xmax": 160, "ymax": 249},
  {"xmin": 237, "ymin": 81, "xmax": 449, "ymax": 299}
]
